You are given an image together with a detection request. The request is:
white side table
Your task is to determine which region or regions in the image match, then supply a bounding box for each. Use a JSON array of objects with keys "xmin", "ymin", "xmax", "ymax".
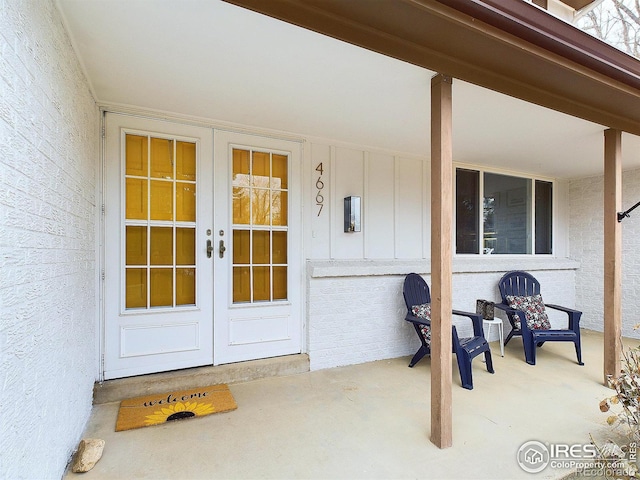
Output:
[{"xmin": 482, "ymin": 318, "xmax": 504, "ymax": 357}]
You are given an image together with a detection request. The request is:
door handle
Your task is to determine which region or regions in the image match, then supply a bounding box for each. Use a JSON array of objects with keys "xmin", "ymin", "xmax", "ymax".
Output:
[
  {"xmin": 206, "ymin": 239, "xmax": 214, "ymax": 258},
  {"xmin": 219, "ymin": 240, "xmax": 226, "ymax": 258}
]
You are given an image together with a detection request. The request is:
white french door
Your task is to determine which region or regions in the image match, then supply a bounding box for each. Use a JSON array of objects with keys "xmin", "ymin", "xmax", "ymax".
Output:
[
  {"xmin": 103, "ymin": 115, "xmax": 302, "ymax": 379},
  {"xmin": 103, "ymin": 114, "xmax": 214, "ymax": 379},
  {"xmin": 213, "ymin": 131, "xmax": 302, "ymax": 365}
]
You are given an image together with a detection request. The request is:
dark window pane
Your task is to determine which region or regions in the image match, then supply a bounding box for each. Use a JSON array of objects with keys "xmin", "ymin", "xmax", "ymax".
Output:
[
  {"xmin": 484, "ymin": 173, "xmax": 531, "ymax": 254},
  {"xmin": 456, "ymin": 169, "xmax": 479, "ymax": 254},
  {"xmin": 535, "ymin": 180, "xmax": 553, "ymax": 254}
]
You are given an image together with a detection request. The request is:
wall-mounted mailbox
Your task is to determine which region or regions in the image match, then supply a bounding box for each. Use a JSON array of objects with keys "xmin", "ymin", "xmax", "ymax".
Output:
[{"xmin": 344, "ymin": 196, "xmax": 361, "ymax": 233}]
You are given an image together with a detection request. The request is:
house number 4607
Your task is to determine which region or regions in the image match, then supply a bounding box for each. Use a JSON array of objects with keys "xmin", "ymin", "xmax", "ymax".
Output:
[{"xmin": 315, "ymin": 162, "xmax": 324, "ymax": 217}]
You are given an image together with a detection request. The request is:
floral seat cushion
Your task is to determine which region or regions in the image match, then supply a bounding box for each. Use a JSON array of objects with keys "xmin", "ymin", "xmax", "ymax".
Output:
[
  {"xmin": 505, "ymin": 294, "xmax": 552, "ymax": 330},
  {"xmin": 411, "ymin": 303, "xmax": 432, "ymax": 347}
]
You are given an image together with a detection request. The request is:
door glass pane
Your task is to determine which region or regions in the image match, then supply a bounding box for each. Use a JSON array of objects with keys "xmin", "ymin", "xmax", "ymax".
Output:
[
  {"xmin": 150, "ymin": 268, "xmax": 173, "ymax": 307},
  {"xmin": 150, "ymin": 180, "xmax": 173, "ymax": 221},
  {"xmin": 126, "ymin": 269, "xmax": 147, "ymax": 308},
  {"xmin": 126, "ymin": 226, "xmax": 147, "ymax": 265},
  {"xmin": 272, "ymin": 154, "xmax": 287, "ymax": 189},
  {"xmin": 126, "ymin": 178, "xmax": 148, "ymax": 220},
  {"xmin": 252, "ymin": 152, "xmax": 270, "ymax": 187},
  {"xmin": 272, "ymin": 231, "xmax": 287, "ymax": 264},
  {"xmin": 233, "ymin": 267, "xmax": 251, "ymax": 302},
  {"xmin": 252, "ymin": 189, "xmax": 270, "ymax": 225},
  {"xmin": 253, "ymin": 266, "xmax": 270, "ymax": 301},
  {"xmin": 176, "ymin": 141, "xmax": 196, "ymax": 181},
  {"xmin": 233, "ymin": 149, "xmax": 250, "ymax": 179},
  {"xmin": 233, "ymin": 230, "xmax": 250, "ymax": 264},
  {"xmin": 176, "ymin": 268, "xmax": 195, "ymax": 305},
  {"xmin": 273, "ymin": 266, "xmax": 287, "ymax": 300},
  {"xmin": 176, "ymin": 228, "xmax": 195, "ymax": 265},
  {"xmin": 126, "ymin": 135, "xmax": 148, "ymax": 177},
  {"xmin": 150, "ymin": 138, "xmax": 173, "ymax": 179},
  {"xmin": 231, "ymin": 148, "xmax": 288, "ymax": 304},
  {"xmin": 176, "ymin": 182, "xmax": 196, "ymax": 222},
  {"xmin": 124, "ymin": 133, "xmax": 197, "ymax": 311},
  {"xmin": 233, "ymin": 187, "xmax": 251, "ymax": 224},
  {"xmin": 150, "ymin": 227, "xmax": 173, "ymax": 265},
  {"xmin": 272, "ymin": 191, "xmax": 287, "ymax": 226},
  {"xmin": 253, "ymin": 231, "xmax": 270, "ymax": 264}
]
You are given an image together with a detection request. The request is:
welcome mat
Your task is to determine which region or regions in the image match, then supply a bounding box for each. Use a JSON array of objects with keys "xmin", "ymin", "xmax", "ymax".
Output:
[{"xmin": 115, "ymin": 384, "xmax": 237, "ymax": 432}]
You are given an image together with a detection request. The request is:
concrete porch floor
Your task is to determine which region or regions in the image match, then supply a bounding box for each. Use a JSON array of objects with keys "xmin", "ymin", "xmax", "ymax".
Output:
[{"xmin": 65, "ymin": 330, "xmax": 637, "ymax": 479}]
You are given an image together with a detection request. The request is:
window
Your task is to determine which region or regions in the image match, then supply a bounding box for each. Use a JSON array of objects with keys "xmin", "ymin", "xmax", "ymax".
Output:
[{"xmin": 455, "ymin": 168, "xmax": 552, "ymax": 255}]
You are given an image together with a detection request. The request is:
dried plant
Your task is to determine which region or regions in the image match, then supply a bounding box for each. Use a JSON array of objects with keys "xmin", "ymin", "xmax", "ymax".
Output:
[
  {"xmin": 601, "ymin": 347, "xmax": 640, "ymax": 438},
  {"xmin": 594, "ymin": 344, "xmax": 640, "ymax": 479}
]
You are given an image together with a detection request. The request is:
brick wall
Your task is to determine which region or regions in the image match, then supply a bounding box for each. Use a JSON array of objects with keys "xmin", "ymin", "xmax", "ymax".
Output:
[
  {"xmin": 307, "ymin": 260, "xmax": 578, "ymax": 370},
  {"xmin": 0, "ymin": 1, "xmax": 99, "ymax": 478},
  {"xmin": 307, "ymin": 274, "xmax": 414, "ymax": 370},
  {"xmin": 569, "ymin": 168, "xmax": 640, "ymax": 338}
]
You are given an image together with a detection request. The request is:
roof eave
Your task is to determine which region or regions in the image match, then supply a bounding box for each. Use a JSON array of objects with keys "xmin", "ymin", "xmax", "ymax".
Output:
[{"xmin": 223, "ymin": 0, "xmax": 640, "ymax": 136}]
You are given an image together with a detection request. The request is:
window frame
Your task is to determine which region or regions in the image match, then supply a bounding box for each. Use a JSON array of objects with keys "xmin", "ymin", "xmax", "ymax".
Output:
[{"xmin": 454, "ymin": 164, "xmax": 555, "ymax": 256}]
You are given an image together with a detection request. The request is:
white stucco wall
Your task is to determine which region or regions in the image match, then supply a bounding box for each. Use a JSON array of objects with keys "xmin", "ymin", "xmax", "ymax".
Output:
[
  {"xmin": 0, "ymin": 1, "xmax": 99, "ymax": 479},
  {"xmin": 569, "ymin": 168, "xmax": 640, "ymax": 339}
]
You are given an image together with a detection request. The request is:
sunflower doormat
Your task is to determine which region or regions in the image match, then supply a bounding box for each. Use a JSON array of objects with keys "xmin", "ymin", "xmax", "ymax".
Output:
[{"xmin": 115, "ymin": 384, "xmax": 237, "ymax": 432}]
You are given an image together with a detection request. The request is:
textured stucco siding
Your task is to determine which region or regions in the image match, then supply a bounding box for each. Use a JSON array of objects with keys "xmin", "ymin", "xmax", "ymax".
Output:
[
  {"xmin": 569, "ymin": 168, "xmax": 640, "ymax": 339},
  {"xmin": 0, "ymin": 1, "xmax": 99, "ymax": 479}
]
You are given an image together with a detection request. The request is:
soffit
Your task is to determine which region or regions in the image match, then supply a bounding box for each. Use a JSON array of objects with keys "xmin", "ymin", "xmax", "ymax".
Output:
[
  {"xmin": 55, "ymin": 0, "xmax": 640, "ymax": 178},
  {"xmin": 223, "ymin": 0, "xmax": 640, "ymax": 136},
  {"xmin": 560, "ymin": 0, "xmax": 596, "ymax": 10}
]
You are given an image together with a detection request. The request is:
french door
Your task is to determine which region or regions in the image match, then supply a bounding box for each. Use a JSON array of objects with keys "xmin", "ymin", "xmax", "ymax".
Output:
[
  {"xmin": 103, "ymin": 114, "xmax": 302, "ymax": 379},
  {"xmin": 103, "ymin": 114, "xmax": 214, "ymax": 379},
  {"xmin": 213, "ymin": 130, "xmax": 302, "ymax": 365}
]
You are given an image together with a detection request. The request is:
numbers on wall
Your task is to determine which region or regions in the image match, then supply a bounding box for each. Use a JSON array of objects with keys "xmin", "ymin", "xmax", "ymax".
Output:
[{"xmin": 315, "ymin": 162, "xmax": 324, "ymax": 217}]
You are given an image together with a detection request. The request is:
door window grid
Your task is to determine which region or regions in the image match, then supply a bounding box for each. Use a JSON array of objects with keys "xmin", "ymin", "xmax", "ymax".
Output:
[
  {"xmin": 232, "ymin": 148, "xmax": 288, "ymax": 303},
  {"xmin": 124, "ymin": 134, "xmax": 197, "ymax": 310}
]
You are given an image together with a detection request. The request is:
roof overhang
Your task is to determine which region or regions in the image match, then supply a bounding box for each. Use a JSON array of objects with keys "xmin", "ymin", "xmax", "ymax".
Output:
[
  {"xmin": 223, "ymin": 0, "xmax": 640, "ymax": 136},
  {"xmin": 559, "ymin": 0, "xmax": 597, "ymax": 10}
]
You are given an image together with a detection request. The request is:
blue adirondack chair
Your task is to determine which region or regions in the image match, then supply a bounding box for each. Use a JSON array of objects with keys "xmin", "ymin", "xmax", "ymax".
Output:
[
  {"xmin": 496, "ymin": 270, "xmax": 583, "ymax": 366},
  {"xmin": 402, "ymin": 273, "xmax": 494, "ymax": 390}
]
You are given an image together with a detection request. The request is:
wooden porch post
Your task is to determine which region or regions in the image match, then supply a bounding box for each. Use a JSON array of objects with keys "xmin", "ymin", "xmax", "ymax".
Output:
[
  {"xmin": 604, "ymin": 128, "xmax": 622, "ymax": 384},
  {"xmin": 430, "ymin": 73, "xmax": 453, "ymax": 449}
]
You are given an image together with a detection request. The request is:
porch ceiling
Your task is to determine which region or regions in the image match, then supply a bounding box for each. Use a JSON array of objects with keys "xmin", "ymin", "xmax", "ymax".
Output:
[{"xmin": 56, "ymin": 0, "xmax": 640, "ymax": 179}]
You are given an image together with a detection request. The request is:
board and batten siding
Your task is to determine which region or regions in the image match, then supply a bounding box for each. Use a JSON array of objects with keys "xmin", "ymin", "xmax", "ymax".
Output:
[
  {"xmin": 308, "ymin": 143, "xmax": 429, "ymax": 261},
  {"xmin": 305, "ymin": 142, "xmax": 579, "ymax": 370}
]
